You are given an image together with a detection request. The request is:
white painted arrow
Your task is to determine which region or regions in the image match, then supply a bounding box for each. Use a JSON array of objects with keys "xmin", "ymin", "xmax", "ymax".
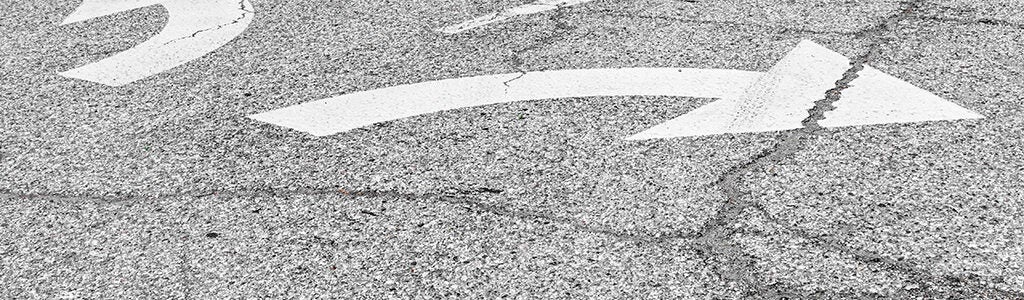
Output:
[
  {"xmin": 59, "ymin": 0, "xmax": 254, "ymax": 86},
  {"xmin": 439, "ymin": 0, "xmax": 596, "ymax": 34},
  {"xmin": 250, "ymin": 40, "xmax": 985, "ymax": 139}
]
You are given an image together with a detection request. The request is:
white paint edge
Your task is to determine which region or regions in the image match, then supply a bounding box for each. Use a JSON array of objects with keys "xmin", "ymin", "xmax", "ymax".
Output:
[
  {"xmin": 439, "ymin": 0, "xmax": 596, "ymax": 34},
  {"xmin": 249, "ymin": 68, "xmax": 763, "ymax": 136}
]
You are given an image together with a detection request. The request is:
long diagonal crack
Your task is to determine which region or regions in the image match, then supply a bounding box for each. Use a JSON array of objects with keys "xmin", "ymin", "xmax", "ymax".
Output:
[
  {"xmin": 688, "ymin": 58, "xmax": 863, "ymax": 299},
  {"xmin": 688, "ymin": 0, "xmax": 1024, "ymax": 298}
]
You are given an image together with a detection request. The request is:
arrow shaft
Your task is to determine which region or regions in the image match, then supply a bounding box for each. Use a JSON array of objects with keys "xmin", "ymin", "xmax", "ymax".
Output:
[
  {"xmin": 60, "ymin": 0, "xmax": 254, "ymax": 86},
  {"xmin": 249, "ymin": 68, "xmax": 763, "ymax": 136}
]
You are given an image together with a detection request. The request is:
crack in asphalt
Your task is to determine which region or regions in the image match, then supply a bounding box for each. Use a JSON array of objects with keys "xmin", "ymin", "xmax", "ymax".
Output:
[
  {"xmin": 161, "ymin": 0, "xmax": 253, "ymax": 46},
  {"xmin": 680, "ymin": 0, "xmax": 1024, "ymax": 298},
  {"xmin": 919, "ymin": 2, "xmax": 1024, "ymax": 29},
  {"xmin": 915, "ymin": 15, "xmax": 1024, "ymax": 29},
  {"xmin": 681, "ymin": 14, "xmax": 879, "ymax": 300},
  {"xmin": 501, "ymin": 5, "xmax": 576, "ymax": 89},
  {"xmin": 578, "ymin": 9, "xmax": 866, "ymax": 35},
  {"xmin": 344, "ymin": 188, "xmax": 702, "ymax": 244},
  {"xmin": 0, "ymin": 187, "xmax": 692, "ymax": 248},
  {"xmin": 5, "ymin": 1, "xmax": 1024, "ymax": 297},
  {"xmin": 581, "ymin": 7, "xmax": 1024, "ymax": 37}
]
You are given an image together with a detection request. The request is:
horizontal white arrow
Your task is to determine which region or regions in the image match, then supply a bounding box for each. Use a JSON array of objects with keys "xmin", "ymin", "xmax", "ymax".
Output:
[
  {"xmin": 60, "ymin": 0, "xmax": 254, "ymax": 86},
  {"xmin": 250, "ymin": 40, "xmax": 985, "ymax": 139}
]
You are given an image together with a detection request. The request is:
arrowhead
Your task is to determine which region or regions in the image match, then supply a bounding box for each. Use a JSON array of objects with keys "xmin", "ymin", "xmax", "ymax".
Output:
[
  {"xmin": 627, "ymin": 40, "xmax": 983, "ymax": 140},
  {"xmin": 819, "ymin": 66, "xmax": 985, "ymax": 128},
  {"xmin": 60, "ymin": 0, "xmax": 166, "ymax": 25}
]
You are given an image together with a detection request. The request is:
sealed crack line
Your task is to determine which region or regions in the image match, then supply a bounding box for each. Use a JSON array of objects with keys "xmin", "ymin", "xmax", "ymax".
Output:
[
  {"xmin": 689, "ymin": 35, "xmax": 868, "ymax": 300},
  {"xmin": 577, "ymin": 9, "xmax": 891, "ymax": 36},
  {"xmin": 161, "ymin": 0, "xmax": 254, "ymax": 46},
  {"xmin": 0, "ymin": 187, "xmax": 695, "ymax": 248},
  {"xmin": 914, "ymin": 15, "xmax": 1024, "ymax": 30},
  {"xmin": 689, "ymin": 0, "xmax": 912, "ymax": 294},
  {"xmin": 776, "ymin": 222, "xmax": 1024, "ymax": 298},
  {"xmin": 350, "ymin": 189, "xmax": 701, "ymax": 244},
  {"xmin": 690, "ymin": 0, "xmax": 1024, "ymax": 297},
  {"xmin": 502, "ymin": 6, "xmax": 577, "ymax": 89}
]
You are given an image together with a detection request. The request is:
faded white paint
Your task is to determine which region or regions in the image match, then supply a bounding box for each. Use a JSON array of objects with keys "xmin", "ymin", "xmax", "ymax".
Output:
[
  {"xmin": 439, "ymin": 0, "xmax": 595, "ymax": 34},
  {"xmin": 60, "ymin": 0, "xmax": 254, "ymax": 86}
]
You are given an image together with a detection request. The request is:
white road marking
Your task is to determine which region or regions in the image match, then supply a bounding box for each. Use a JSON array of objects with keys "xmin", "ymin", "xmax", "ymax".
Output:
[
  {"xmin": 439, "ymin": 0, "xmax": 595, "ymax": 34},
  {"xmin": 249, "ymin": 68, "xmax": 763, "ymax": 136},
  {"xmin": 59, "ymin": 0, "xmax": 254, "ymax": 86},
  {"xmin": 251, "ymin": 40, "xmax": 985, "ymax": 139}
]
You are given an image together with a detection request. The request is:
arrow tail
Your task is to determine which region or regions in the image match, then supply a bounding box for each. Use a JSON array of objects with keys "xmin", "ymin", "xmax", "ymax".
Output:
[{"xmin": 60, "ymin": 0, "xmax": 254, "ymax": 86}]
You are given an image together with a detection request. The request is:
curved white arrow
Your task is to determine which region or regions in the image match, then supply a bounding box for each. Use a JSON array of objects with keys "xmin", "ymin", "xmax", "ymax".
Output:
[
  {"xmin": 60, "ymin": 0, "xmax": 254, "ymax": 86},
  {"xmin": 250, "ymin": 40, "xmax": 985, "ymax": 139}
]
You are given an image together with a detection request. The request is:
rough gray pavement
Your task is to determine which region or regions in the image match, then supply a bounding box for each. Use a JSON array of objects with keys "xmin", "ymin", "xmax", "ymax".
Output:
[{"xmin": 2, "ymin": 0, "xmax": 1024, "ymax": 298}]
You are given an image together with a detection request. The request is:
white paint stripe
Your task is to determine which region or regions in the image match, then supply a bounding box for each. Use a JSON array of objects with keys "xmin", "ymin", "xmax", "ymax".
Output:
[
  {"xmin": 249, "ymin": 68, "xmax": 763, "ymax": 136},
  {"xmin": 59, "ymin": 0, "xmax": 254, "ymax": 86},
  {"xmin": 439, "ymin": 0, "xmax": 596, "ymax": 34}
]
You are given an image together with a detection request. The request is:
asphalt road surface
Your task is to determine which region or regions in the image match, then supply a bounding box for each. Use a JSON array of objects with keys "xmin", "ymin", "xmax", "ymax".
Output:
[{"xmin": 2, "ymin": 0, "xmax": 1024, "ymax": 298}]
